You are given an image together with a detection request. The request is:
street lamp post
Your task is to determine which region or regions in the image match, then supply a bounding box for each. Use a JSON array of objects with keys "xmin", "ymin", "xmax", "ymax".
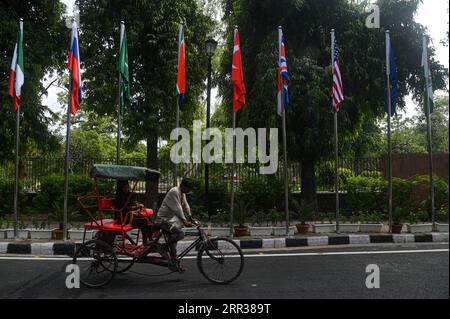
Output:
[{"xmin": 205, "ymin": 38, "xmax": 217, "ymax": 218}]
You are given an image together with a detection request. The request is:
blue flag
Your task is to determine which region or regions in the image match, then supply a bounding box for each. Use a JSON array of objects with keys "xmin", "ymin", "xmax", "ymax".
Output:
[{"xmin": 385, "ymin": 42, "xmax": 398, "ymax": 117}]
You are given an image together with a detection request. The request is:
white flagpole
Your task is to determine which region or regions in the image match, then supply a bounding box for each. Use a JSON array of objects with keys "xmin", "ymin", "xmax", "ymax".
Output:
[
  {"xmin": 13, "ymin": 18, "xmax": 23, "ymax": 240},
  {"xmin": 278, "ymin": 26, "xmax": 290, "ymax": 236},
  {"xmin": 386, "ymin": 30, "xmax": 393, "ymax": 233},
  {"xmin": 423, "ymin": 36, "xmax": 436, "ymax": 231},
  {"xmin": 174, "ymin": 23, "xmax": 183, "ymax": 187},
  {"xmin": 331, "ymin": 29, "xmax": 340, "ymax": 234},
  {"xmin": 117, "ymin": 21, "xmax": 125, "ymax": 165}
]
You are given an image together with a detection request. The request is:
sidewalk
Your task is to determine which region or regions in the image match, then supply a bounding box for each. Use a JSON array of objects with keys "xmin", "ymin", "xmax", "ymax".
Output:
[{"xmin": 0, "ymin": 232, "xmax": 448, "ymax": 256}]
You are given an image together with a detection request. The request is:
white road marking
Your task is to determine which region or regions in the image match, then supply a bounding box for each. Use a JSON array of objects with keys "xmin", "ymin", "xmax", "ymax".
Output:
[{"xmin": 0, "ymin": 249, "xmax": 447, "ymax": 261}]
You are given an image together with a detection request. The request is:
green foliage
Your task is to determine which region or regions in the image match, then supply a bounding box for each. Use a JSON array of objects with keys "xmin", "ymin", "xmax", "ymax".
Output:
[
  {"xmin": 35, "ymin": 174, "xmax": 94, "ymax": 213},
  {"xmin": 317, "ymin": 162, "xmax": 354, "ymax": 190},
  {"xmin": 391, "ymin": 177, "xmax": 414, "ymax": 211},
  {"xmin": 189, "ymin": 178, "xmax": 229, "ymax": 217},
  {"xmin": 0, "ymin": 1, "xmax": 66, "ymax": 160},
  {"xmin": 78, "ymin": 0, "xmax": 214, "ymax": 163},
  {"xmin": 251, "ymin": 211, "xmax": 270, "ymax": 227},
  {"xmin": 360, "ymin": 170, "xmax": 381, "ymax": 179},
  {"xmin": 0, "ymin": 178, "xmax": 27, "ymax": 215},
  {"xmin": 290, "ymin": 199, "xmax": 314, "ymax": 225},
  {"xmin": 436, "ymin": 209, "xmax": 449, "ymax": 223},
  {"xmin": 410, "ymin": 175, "xmax": 449, "ymax": 214},
  {"xmin": 238, "ymin": 177, "xmax": 284, "ymax": 213},
  {"xmin": 234, "ymin": 198, "xmax": 250, "ymax": 226},
  {"xmin": 49, "ymin": 201, "xmax": 79, "ymax": 230},
  {"xmin": 357, "ymin": 212, "xmax": 383, "ymax": 224},
  {"xmin": 346, "ymin": 176, "xmax": 387, "ymax": 213},
  {"xmin": 408, "ymin": 208, "xmax": 429, "ymax": 225},
  {"xmin": 393, "ymin": 206, "xmax": 410, "ymax": 225},
  {"xmin": 217, "ymin": 0, "xmax": 448, "ymax": 206},
  {"xmin": 210, "ymin": 209, "xmax": 229, "ymax": 227},
  {"xmin": 269, "ymin": 208, "xmax": 283, "ymax": 227}
]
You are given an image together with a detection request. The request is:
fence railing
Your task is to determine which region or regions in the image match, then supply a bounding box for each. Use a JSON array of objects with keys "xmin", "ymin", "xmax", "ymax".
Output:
[{"xmin": 0, "ymin": 157, "xmax": 381, "ymax": 193}]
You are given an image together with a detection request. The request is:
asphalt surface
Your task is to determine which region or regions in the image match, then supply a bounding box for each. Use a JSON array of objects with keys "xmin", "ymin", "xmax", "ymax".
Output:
[{"xmin": 0, "ymin": 243, "xmax": 448, "ymax": 299}]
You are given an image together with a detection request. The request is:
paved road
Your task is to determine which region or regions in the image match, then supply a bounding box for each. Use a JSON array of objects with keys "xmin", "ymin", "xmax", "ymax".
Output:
[{"xmin": 0, "ymin": 243, "xmax": 448, "ymax": 299}]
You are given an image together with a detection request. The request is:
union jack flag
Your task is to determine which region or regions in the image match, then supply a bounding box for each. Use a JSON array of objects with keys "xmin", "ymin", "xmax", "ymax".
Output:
[
  {"xmin": 277, "ymin": 32, "xmax": 289, "ymax": 116},
  {"xmin": 331, "ymin": 38, "xmax": 344, "ymax": 113}
]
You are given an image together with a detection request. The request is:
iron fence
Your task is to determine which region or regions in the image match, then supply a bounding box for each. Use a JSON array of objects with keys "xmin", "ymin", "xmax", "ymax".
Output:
[{"xmin": 0, "ymin": 157, "xmax": 381, "ymax": 193}]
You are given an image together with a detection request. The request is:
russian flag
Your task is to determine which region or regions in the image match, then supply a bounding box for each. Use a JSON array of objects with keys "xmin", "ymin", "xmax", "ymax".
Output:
[{"xmin": 67, "ymin": 21, "xmax": 82, "ymax": 115}]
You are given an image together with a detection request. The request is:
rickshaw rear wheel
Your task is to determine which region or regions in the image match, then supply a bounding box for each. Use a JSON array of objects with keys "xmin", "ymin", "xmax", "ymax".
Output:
[{"xmin": 72, "ymin": 239, "xmax": 118, "ymax": 288}]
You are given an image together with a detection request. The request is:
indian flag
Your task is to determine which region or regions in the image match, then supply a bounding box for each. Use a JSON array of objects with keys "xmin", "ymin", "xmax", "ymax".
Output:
[
  {"xmin": 421, "ymin": 36, "xmax": 434, "ymax": 114},
  {"xmin": 8, "ymin": 19, "xmax": 24, "ymax": 113}
]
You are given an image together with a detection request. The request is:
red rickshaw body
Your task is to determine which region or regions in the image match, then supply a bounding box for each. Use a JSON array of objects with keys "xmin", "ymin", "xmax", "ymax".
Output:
[{"xmin": 76, "ymin": 164, "xmax": 160, "ymax": 257}]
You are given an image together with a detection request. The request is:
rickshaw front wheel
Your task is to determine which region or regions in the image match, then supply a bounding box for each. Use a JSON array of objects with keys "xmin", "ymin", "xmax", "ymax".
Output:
[{"xmin": 72, "ymin": 239, "xmax": 118, "ymax": 288}]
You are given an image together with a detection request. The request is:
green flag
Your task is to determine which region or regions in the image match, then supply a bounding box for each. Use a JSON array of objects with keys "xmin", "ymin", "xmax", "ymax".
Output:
[
  {"xmin": 117, "ymin": 24, "xmax": 131, "ymax": 114},
  {"xmin": 421, "ymin": 36, "xmax": 434, "ymax": 114}
]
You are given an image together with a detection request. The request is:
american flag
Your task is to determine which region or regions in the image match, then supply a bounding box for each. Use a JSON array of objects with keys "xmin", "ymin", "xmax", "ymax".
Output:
[{"xmin": 331, "ymin": 38, "xmax": 344, "ymax": 113}]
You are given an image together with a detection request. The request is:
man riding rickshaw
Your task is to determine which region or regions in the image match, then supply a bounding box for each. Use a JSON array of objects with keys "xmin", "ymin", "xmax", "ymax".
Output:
[{"xmin": 73, "ymin": 164, "xmax": 244, "ymax": 288}]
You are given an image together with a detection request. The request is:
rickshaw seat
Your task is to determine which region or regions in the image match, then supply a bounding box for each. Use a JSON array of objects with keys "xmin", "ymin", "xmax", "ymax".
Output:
[{"xmin": 84, "ymin": 219, "xmax": 136, "ymax": 232}]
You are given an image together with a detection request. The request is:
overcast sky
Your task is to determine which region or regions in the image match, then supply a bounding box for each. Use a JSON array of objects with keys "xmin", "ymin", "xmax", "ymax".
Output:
[{"xmin": 44, "ymin": 0, "xmax": 449, "ymax": 127}]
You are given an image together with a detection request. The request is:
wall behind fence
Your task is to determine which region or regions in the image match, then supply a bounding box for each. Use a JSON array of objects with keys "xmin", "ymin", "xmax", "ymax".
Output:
[{"xmin": 381, "ymin": 153, "xmax": 449, "ymax": 180}]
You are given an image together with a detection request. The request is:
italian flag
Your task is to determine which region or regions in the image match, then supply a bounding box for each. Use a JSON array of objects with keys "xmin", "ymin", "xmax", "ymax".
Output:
[
  {"xmin": 8, "ymin": 19, "xmax": 24, "ymax": 113},
  {"xmin": 421, "ymin": 36, "xmax": 434, "ymax": 114}
]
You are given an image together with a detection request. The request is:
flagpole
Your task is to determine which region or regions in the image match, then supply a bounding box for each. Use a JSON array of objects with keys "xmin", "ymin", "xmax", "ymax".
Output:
[
  {"xmin": 278, "ymin": 26, "xmax": 290, "ymax": 236},
  {"xmin": 386, "ymin": 30, "xmax": 393, "ymax": 233},
  {"xmin": 63, "ymin": 19, "xmax": 75, "ymax": 242},
  {"xmin": 13, "ymin": 105, "xmax": 20, "ymax": 240},
  {"xmin": 230, "ymin": 111, "xmax": 236, "ymax": 238},
  {"xmin": 331, "ymin": 29, "xmax": 340, "ymax": 234},
  {"xmin": 423, "ymin": 36, "xmax": 436, "ymax": 231},
  {"xmin": 174, "ymin": 103, "xmax": 180, "ymax": 186},
  {"xmin": 117, "ymin": 21, "xmax": 125, "ymax": 165},
  {"xmin": 63, "ymin": 88, "xmax": 72, "ymax": 242},
  {"xmin": 13, "ymin": 18, "xmax": 23, "ymax": 240}
]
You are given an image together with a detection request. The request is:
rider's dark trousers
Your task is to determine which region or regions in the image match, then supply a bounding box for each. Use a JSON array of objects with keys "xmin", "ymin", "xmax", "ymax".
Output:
[{"xmin": 153, "ymin": 220, "xmax": 184, "ymax": 257}]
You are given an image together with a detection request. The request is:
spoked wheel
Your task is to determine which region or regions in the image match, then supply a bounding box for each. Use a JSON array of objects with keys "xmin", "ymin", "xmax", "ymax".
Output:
[
  {"xmin": 116, "ymin": 257, "xmax": 135, "ymax": 273},
  {"xmin": 72, "ymin": 240, "xmax": 118, "ymax": 288},
  {"xmin": 112, "ymin": 235, "xmax": 136, "ymax": 274},
  {"xmin": 197, "ymin": 237, "xmax": 244, "ymax": 284}
]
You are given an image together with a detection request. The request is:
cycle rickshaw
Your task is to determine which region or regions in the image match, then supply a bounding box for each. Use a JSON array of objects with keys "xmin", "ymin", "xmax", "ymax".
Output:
[{"xmin": 72, "ymin": 164, "xmax": 244, "ymax": 288}]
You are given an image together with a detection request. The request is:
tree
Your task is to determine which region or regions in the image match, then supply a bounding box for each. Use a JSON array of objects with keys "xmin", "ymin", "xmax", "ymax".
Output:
[
  {"xmin": 216, "ymin": 0, "xmax": 448, "ymax": 207},
  {"xmin": 78, "ymin": 0, "xmax": 214, "ymax": 208},
  {"xmin": 414, "ymin": 95, "xmax": 449, "ymax": 154},
  {"xmin": 0, "ymin": 0, "xmax": 67, "ymax": 162},
  {"xmin": 54, "ymin": 75, "xmax": 147, "ymax": 160}
]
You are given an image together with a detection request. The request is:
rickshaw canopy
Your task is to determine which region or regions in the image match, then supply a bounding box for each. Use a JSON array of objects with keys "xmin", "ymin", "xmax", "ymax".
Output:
[{"xmin": 90, "ymin": 164, "xmax": 160, "ymax": 181}]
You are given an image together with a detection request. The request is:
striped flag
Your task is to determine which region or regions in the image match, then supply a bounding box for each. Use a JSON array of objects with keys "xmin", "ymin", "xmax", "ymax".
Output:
[
  {"xmin": 232, "ymin": 29, "xmax": 246, "ymax": 112},
  {"xmin": 331, "ymin": 37, "xmax": 344, "ymax": 113},
  {"xmin": 8, "ymin": 19, "xmax": 24, "ymax": 113},
  {"xmin": 67, "ymin": 21, "xmax": 82, "ymax": 115},
  {"xmin": 277, "ymin": 30, "xmax": 288, "ymax": 116},
  {"xmin": 177, "ymin": 24, "xmax": 186, "ymax": 111},
  {"xmin": 421, "ymin": 37, "xmax": 434, "ymax": 114}
]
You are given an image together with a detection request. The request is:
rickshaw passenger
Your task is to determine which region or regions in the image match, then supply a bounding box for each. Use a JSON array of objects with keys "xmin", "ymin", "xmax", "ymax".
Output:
[
  {"xmin": 114, "ymin": 180, "xmax": 152, "ymax": 245},
  {"xmin": 155, "ymin": 178, "xmax": 194, "ymax": 259}
]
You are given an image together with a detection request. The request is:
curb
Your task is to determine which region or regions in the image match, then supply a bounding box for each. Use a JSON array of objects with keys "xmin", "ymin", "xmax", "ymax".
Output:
[{"xmin": 0, "ymin": 233, "xmax": 448, "ymax": 256}]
